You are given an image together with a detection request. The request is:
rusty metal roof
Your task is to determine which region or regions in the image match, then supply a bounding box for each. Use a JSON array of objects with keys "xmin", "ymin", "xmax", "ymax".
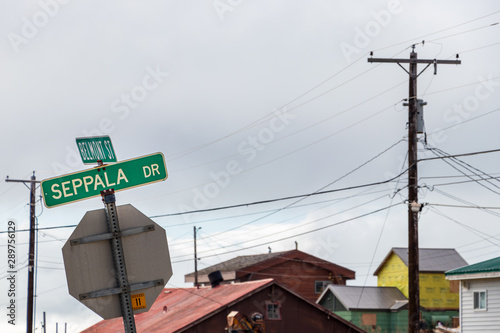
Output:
[
  {"xmin": 81, "ymin": 279, "xmax": 274, "ymax": 333},
  {"xmin": 82, "ymin": 278, "xmax": 367, "ymax": 333}
]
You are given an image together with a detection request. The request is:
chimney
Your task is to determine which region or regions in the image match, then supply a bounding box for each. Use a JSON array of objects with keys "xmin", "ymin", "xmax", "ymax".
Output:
[{"xmin": 208, "ymin": 271, "xmax": 224, "ymax": 288}]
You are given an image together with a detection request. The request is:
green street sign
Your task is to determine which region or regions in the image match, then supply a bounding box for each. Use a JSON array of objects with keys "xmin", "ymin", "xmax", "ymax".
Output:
[
  {"xmin": 42, "ymin": 153, "xmax": 167, "ymax": 208},
  {"xmin": 76, "ymin": 136, "xmax": 117, "ymax": 164}
]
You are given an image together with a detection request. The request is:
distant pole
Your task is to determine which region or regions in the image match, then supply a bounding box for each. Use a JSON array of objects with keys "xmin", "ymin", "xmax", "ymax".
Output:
[
  {"xmin": 368, "ymin": 47, "xmax": 461, "ymax": 333},
  {"xmin": 194, "ymin": 226, "xmax": 199, "ymax": 288},
  {"xmin": 43, "ymin": 312, "xmax": 46, "ymax": 333},
  {"xmin": 5, "ymin": 172, "xmax": 40, "ymax": 333}
]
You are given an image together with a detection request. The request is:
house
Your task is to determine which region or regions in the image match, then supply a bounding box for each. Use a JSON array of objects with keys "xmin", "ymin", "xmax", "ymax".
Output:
[
  {"xmin": 317, "ymin": 285, "xmax": 408, "ymax": 333},
  {"xmin": 374, "ymin": 247, "xmax": 467, "ymax": 327},
  {"xmin": 446, "ymin": 256, "xmax": 500, "ymax": 332},
  {"xmin": 185, "ymin": 249, "xmax": 355, "ymax": 302},
  {"xmin": 81, "ymin": 278, "xmax": 367, "ymax": 333}
]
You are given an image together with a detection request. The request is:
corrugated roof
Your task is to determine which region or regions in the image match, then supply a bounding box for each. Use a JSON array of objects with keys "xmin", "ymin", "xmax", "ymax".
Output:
[
  {"xmin": 446, "ymin": 256, "xmax": 500, "ymax": 276},
  {"xmin": 82, "ymin": 279, "xmax": 367, "ymax": 333},
  {"xmin": 322, "ymin": 285, "xmax": 408, "ymax": 310},
  {"xmin": 81, "ymin": 279, "xmax": 274, "ymax": 333},
  {"xmin": 374, "ymin": 248, "xmax": 468, "ymax": 275}
]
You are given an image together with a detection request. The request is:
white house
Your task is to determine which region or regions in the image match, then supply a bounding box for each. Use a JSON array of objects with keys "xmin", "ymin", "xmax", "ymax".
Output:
[{"xmin": 445, "ymin": 256, "xmax": 500, "ymax": 332}]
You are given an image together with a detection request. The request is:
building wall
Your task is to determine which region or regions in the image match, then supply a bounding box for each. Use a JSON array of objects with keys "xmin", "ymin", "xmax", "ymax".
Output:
[
  {"xmin": 461, "ymin": 278, "xmax": 500, "ymax": 333},
  {"xmin": 378, "ymin": 253, "xmax": 408, "ymax": 296},
  {"xmin": 241, "ymin": 260, "xmax": 346, "ymax": 302},
  {"xmin": 377, "ymin": 254, "xmax": 459, "ymax": 310},
  {"xmin": 420, "ymin": 273, "xmax": 459, "ymax": 310},
  {"xmin": 318, "ymin": 290, "xmax": 408, "ymax": 333},
  {"xmin": 181, "ymin": 284, "xmax": 362, "ymax": 333},
  {"xmin": 317, "ymin": 290, "xmax": 347, "ymax": 312},
  {"xmin": 333, "ymin": 310, "xmax": 408, "ymax": 333}
]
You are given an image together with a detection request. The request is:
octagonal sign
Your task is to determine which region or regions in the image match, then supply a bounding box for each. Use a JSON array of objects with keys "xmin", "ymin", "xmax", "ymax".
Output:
[{"xmin": 62, "ymin": 204, "xmax": 172, "ymax": 319}]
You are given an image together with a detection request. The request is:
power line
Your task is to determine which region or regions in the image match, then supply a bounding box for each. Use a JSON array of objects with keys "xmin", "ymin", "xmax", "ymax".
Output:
[
  {"xmin": 425, "ymin": 147, "xmax": 500, "ymax": 196},
  {"xmin": 4, "ymin": 146, "xmax": 499, "ymax": 235},
  {"xmin": 427, "ymin": 203, "xmax": 500, "ymax": 210},
  {"xmin": 171, "ymin": 203, "xmax": 399, "ymax": 264},
  {"xmin": 372, "ymin": 10, "xmax": 500, "ymax": 53},
  {"xmin": 175, "ymin": 139, "xmax": 407, "ymax": 248},
  {"xmin": 419, "ymin": 148, "xmax": 500, "ymax": 162},
  {"xmin": 172, "ymin": 192, "xmax": 393, "ymax": 257}
]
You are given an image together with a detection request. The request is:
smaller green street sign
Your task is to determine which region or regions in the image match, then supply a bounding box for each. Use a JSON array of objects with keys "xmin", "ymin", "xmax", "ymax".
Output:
[
  {"xmin": 42, "ymin": 153, "xmax": 167, "ymax": 208},
  {"xmin": 76, "ymin": 136, "xmax": 117, "ymax": 164}
]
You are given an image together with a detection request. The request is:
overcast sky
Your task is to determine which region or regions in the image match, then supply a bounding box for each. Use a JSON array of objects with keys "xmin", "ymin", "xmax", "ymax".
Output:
[{"xmin": 2, "ymin": 1, "xmax": 500, "ymax": 332}]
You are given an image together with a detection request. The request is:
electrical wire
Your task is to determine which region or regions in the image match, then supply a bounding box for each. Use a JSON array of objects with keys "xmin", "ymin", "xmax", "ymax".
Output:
[
  {"xmin": 372, "ymin": 10, "xmax": 500, "ymax": 53},
  {"xmin": 429, "ymin": 207, "xmax": 500, "ymax": 245},
  {"xmin": 425, "ymin": 147, "xmax": 500, "ymax": 196},
  {"xmin": 426, "ymin": 203, "xmax": 500, "ymax": 210},
  {"xmin": 179, "ymin": 139, "xmax": 406, "ymax": 248},
  {"xmin": 171, "ymin": 203, "xmax": 400, "ymax": 264},
  {"xmin": 173, "ymin": 192, "xmax": 393, "ymax": 258}
]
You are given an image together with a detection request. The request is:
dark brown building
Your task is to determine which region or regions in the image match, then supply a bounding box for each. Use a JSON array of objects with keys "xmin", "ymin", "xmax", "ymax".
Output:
[
  {"xmin": 185, "ymin": 249, "xmax": 355, "ymax": 302},
  {"xmin": 82, "ymin": 279, "xmax": 366, "ymax": 333}
]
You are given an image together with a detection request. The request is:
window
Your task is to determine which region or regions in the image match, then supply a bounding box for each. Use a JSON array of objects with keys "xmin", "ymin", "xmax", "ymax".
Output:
[
  {"xmin": 266, "ymin": 302, "xmax": 281, "ymax": 320},
  {"xmin": 315, "ymin": 280, "xmax": 332, "ymax": 294},
  {"xmin": 473, "ymin": 291, "xmax": 487, "ymax": 310}
]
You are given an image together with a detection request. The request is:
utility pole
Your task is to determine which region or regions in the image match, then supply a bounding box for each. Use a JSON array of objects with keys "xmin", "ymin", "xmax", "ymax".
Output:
[
  {"xmin": 42, "ymin": 312, "xmax": 46, "ymax": 333},
  {"xmin": 194, "ymin": 226, "xmax": 201, "ymax": 288},
  {"xmin": 6, "ymin": 172, "xmax": 41, "ymax": 333},
  {"xmin": 368, "ymin": 46, "xmax": 460, "ymax": 333}
]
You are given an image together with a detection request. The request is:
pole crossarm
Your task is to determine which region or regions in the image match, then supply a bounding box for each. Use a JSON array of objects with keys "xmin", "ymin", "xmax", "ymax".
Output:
[
  {"xmin": 368, "ymin": 58, "xmax": 461, "ymax": 65},
  {"xmin": 5, "ymin": 178, "xmax": 42, "ymax": 183}
]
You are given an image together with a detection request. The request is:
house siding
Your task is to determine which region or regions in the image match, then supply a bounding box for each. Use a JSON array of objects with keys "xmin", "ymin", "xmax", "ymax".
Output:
[
  {"xmin": 180, "ymin": 284, "xmax": 363, "ymax": 333},
  {"xmin": 377, "ymin": 254, "xmax": 408, "ymax": 296},
  {"xmin": 377, "ymin": 253, "xmax": 459, "ymax": 310},
  {"xmin": 333, "ymin": 310, "xmax": 408, "ymax": 333},
  {"xmin": 242, "ymin": 260, "xmax": 344, "ymax": 302},
  {"xmin": 420, "ymin": 272, "xmax": 459, "ymax": 309},
  {"xmin": 461, "ymin": 278, "xmax": 500, "ymax": 333}
]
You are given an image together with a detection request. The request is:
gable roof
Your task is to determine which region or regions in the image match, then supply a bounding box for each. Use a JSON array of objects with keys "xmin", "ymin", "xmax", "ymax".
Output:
[
  {"xmin": 374, "ymin": 248, "xmax": 468, "ymax": 276},
  {"xmin": 82, "ymin": 279, "xmax": 273, "ymax": 333},
  {"xmin": 319, "ymin": 285, "xmax": 408, "ymax": 311},
  {"xmin": 185, "ymin": 249, "xmax": 355, "ymax": 282},
  {"xmin": 189, "ymin": 251, "xmax": 286, "ymax": 277},
  {"xmin": 82, "ymin": 279, "xmax": 366, "ymax": 333},
  {"xmin": 446, "ymin": 256, "xmax": 500, "ymax": 279}
]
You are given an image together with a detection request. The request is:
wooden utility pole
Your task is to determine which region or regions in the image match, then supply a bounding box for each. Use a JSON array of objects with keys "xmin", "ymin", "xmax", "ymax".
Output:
[
  {"xmin": 194, "ymin": 226, "xmax": 201, "ymax": 288},
  {"xmin": 368, "ymin": 46, "xmax": 460, "ymax": 333},
  {"xmin": 5, "ymin": 172, "xmax": 41, "ymax": 333}
]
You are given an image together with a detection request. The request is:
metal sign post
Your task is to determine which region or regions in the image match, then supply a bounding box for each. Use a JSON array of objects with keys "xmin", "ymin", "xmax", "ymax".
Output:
[{"xmin": 101, "ymin": 189, "xmax": 136, "ymax": 333}]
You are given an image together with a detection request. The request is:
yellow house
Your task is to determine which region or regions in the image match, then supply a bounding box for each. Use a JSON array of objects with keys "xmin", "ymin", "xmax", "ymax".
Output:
[{"xmin": 374, "ymin": 248, "xmax": 467, "ymax": 311}]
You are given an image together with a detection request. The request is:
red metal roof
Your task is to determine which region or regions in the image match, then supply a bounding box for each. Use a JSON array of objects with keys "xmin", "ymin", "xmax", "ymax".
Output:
[{"xmin": 81, "ymin": 279, "xmax": 274, "ymax": 333}]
